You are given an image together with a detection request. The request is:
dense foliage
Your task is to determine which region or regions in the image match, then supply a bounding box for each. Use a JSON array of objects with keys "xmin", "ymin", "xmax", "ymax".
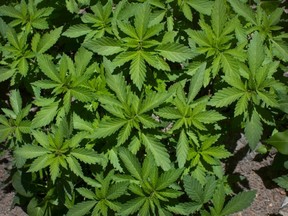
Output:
[{"xmin": 0, "ymin": 0, "xmax": 287, "ymax": 215}]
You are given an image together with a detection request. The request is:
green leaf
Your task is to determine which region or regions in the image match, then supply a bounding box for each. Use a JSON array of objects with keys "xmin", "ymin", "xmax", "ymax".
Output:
[
  {"xmin": 221, "ymin": 190, "xmax": 256, "ymax": 215},
  {"xmin": 177, "ymin": 129, "xmax": 189, "ymax": 168},
  {"xmin": 245, "ymin": 110, "xmax": 263, "ymax": 149},
  {"xmin": 71, "ymin": 148, "xmax": 104, "ymax": 164},
  {"xmin": 15, "ymin": 145, "xmax": 50, "ymax": 159},
  {"xmin": 188, "ymin": 62, "xmax": 206, "ymax": 103},
  {"xmin": 32, "ymin": 101, "xmax": 59, "ymax": 128},
  {"xmin": 66, "ymin": 201, "xmax": 97, "ymax": 216},
  {"xmin": 228, "ymin": 0, "xmax": 256, "ymax": 25},
  {"xmin": 37, "ymin": 27, "xmax": 63, "ymax": 54},
  {"xmin": 120, "ymin": 197, "xmax": 147, "ymax": 216},
  {"xmin": 37, "ymin": 55, "xmax": 61, "ymax": 83},
  {"xmin": 156, "ymin": 43, "xmax": 192, "ymax": 62},
  {"xmin": 28, "ymin": 154, "xmax": 52, "ymax": 172},
  {"xmin": 77, "ymin": 188, "xmax": 96, "ymax": 200},
  {"xmin": 274, "ymin": 175, "xmax": 288, "ymax": 190},
  {"xmin": 139, "ymin": 92, "xmax": 170, "ymax": 114},
  {"xmin": 32, "ymin": 130, "xmax": 49, "ymax": 148},
  {"xmin": 134, "ymin": 3, "xmax": 150, "ymax": 39},
  {"xmin": 130, "ymin": 50, "xmax": 146, "ymax": 90},
  {"xmin": 62, "ymin": 24, "xmax": 92, "ymax": 38},
  {"xmin": 18, "ymin": 58, "xmax": 29, "ymax": 76},
  {"xmin": 183, "ymin": 175, "xmax": 204, "ymax": 203},
  {"xmin": 119, "ymin": 147, "xmax": 142, "ymax": 180},
  {"xmin": 209, "ymin": 87, "xmax": 245, "ymax": 107},
  {"xmin": 92, "ymin": 118, "xmax": 127, "ymax": 139},
  {"xmin": 211, "ymin": 0, "xmax": 226, "ymax": 37},
  {"xmin": 142, "ymin": 134, "xmax": 171, "ymax": 171},
  {"xmin": 247, "ymin": 32, "xmax": 265, "ymax": 74},
  {"xmin": 66, "ymin": 156, "xmax": 84, "ymax": 177},
  {"xmin": 49, "ymin": 157, "xmax": 60, "ymax": 183},
  {"xmin": 84, "ymin": 37, "xmax": 124, "ymax": 55},
  {"xmin": 10, "ymin": 89, "xmax": 22, "ymax": 115},
  {"xmin": 73, "ymin": 113, "xmax": 94, "ymax": 132},
  {"xmin": 265, "ymin": 130, "xmax": 288, "ymax": 155},
  {"xmin": 272, "ymin": 40, "xmax": 288, "ymax": 61},
  {"xmin": 107, "ymin": 182, "xmax": 129, "ymax": 200},
  {"xmin": 187, "ymin": 0, "xmax": 212, "ymax": 15},
  {"xmin": 0, "ymin": 68, "xmax": 15, "ymax": 82},
  {"xmin": 70, "ymin": 87, "xmax": 93, "ymax": 102},
  {"xmin": 234, "ymin": 93, "xmax": 249, "ymax": 116},
  {"xmin": 156, "ymin": 168, "xmax": 183, "ymax": 190}
]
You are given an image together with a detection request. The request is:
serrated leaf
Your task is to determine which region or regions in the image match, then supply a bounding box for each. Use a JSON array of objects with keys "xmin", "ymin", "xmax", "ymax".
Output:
[
  {"xmin": 32, "ymin": 130, "xmax": 49, "ymax": 148},
  {"xmin": 70, "ymin": 87, "xmax": 93, "ymax": 102},
  {"xmin": 28, "ymin": 154, "xmax": 52, "ymax": 172},
  {"xmin": 156, "ymin": 168, "xmax": 183, "ymax": 190},
  {"xmin": 142, "ymin": 134, "xmax": 171, "ymax": 171},
  {"xmin": 221, "ymin": 190, "xmax": 256, "ymax": 215},
  {"xmin": 66, "ymin": 201, "xmax": 97, "ymax": 216},
  {"xmin": 272, "ymin": 40, "xmax": 288, "ymax": 61},
  {"xmin": 119, "ymin": 147, "xmax": 142, "ymax": 181},
  {"xmin": 84, "ymin": 37, "xmax": 124, "ymax": 55},
  {"xmin": 257, "ymin": 91, "xmax": 279, "ymax": 107},
  {"xmin": 187, "ymin": 0, "xmax": 212, "ymax": 15},
  {"xmin": 228, "ymin": 0, "xmax": 256, "ymax": 25},
  {"xmin": 209, "ymin": 87, "xmax": 245, "ymax": 107},
  {"xmin": 274, "ymin": 175, "xmax": 288, "ymax": 190},
  {"xmin": 66, "ymin": 156, "xmax": 83, "ymax": 177},
  {"xmin": 139, "ymin": 91, "xmax": 170, "ymax": 114},
  {"xmin": 177, "ymin": 130, "xmax": 189, "ymax": 168},
  {"xmin": 120, "ymin": 197, "xmax": 147, "ymax": 216},
  {"xmin": 32, "ymin": 101, "xmax": 59, "ymax": 128},
  {"xmin": 188, "ymin": 62, "xmax": 206, "ymax": 103},
  {"xmin": 245, "ymin": 110, "xmax": 263, "ymax": 149},
  {"xmin": 107, "ymin": 182, "xmax": 129, "ymax": 200},
  {"xmin": 183, "ymin": 175, "xmax": 204, "ymax": 203},
  {"xmin": 37, "ymin": 27, "xmax": 63, "ymax": 54},
  {"xmin": 62, "ymin": 24, "xmax": 92, "ymax": 38},
  {"xmin": 194, "ymin": 110, "xmax": 226, "ymax": 124},
  {"xmin": 15, "ymin": 145, "xmax": 50, "ymax": 159},
  {"xmin": 73, "ymin": 113, "xmax": 94, "ymax": 132},
  {"xmin": 156, "ymin": 43, "xmax": 192, "ymax": 63},
  {"xmin": 247, "ymin": 32, "xmax": 265, "ymax": 74},
  {"xmin": 71, "ymin": 148, "xmax": 104, "ymax": 165},
  {"xmin": 265, "ymin": 130, "xmax": 288, "ymax": 155},
  {"xmin": 9, "ymin": 90, "xmax": 22, "ymax": 115},
  {"xmin": 135, "ymin": 3, "xmax": 150, "ymax": 39},
  {"xmin": 0, "ymin": 68, "xmax": 15, "ymax": 82},
  {"xmin": 77, "ymin": 188, "xmax": 96, "ymax": 200},
  {"xmin": 130, "ymin": 50, "xmax": 146, "ymax": 90},
  {"xmin": 92, "ymin": 118, "xmax": 127, "ymax": 139},
  {"xmin": 211, "ymin": 0, "xmax": 226, "ymax": 37},
  {"xmin": 49, "ymin": 157, "xmax": 60, "ymax": 183},
  {"xmin": 18, "ymin": 57, "xmax": 29, "ymax": 76},
  {"xmin": 234, "ymin": 93, "xmax": 249, "ymax": 116},
  {"xmin": 37, "ymin": 55, "xmax": 61, "ymax": 83}
]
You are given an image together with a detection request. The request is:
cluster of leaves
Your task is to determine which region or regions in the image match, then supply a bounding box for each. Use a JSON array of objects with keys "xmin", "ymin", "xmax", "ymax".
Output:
[{"xmin": 0, "ymin": 0, "xmax": 287, "ymax": 215}]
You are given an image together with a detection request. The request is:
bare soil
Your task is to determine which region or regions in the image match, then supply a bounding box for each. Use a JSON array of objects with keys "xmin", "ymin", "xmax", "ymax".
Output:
[{"xmin": 0, "ymin": 139, "xmax": 287, "ymax": 216}]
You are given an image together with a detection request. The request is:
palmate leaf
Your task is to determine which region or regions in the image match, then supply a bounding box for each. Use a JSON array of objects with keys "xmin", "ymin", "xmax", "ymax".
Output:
[
  {"xmin": 77, "ymin": 188, "xmax": 96, "ymax": 200},
  {"xmin": 274, "ymin": 175, "xmax": 288, "ymax": 190},
  {"xmin": 134, "ymin": 3, "xmax": 150, "ymax": 39},
  {"xmin": 66, "ymin": 201, "xmax": 97, "ymax": 216},
  {"xmin": 107, "ymin": 182, "xmax": 129, "ymax": 200},
  {"xmin": 49, "ymin": 157, "xmax": 60, "ymax": 183},
  {"xmin": 0, "ymin": 68, "xmax": 15, "ymax": 83},
  {"xmin": 220, "ymin": 190, "xmax": 256, "ymax": 215},
  {"xmin": 209, "ymin": 87, "xmax": 245, "ymax": 107},
  {"xmin": 245, "ymin": 110, "xmax": 263, "ymax": 149},
  {"xmin": 194, "ymin": 110, "xmax": 226, "ymax": 124},
  {"xmin": 156, "ymin": 168, "xmax": 183, "ymax": 190},
  {"xmin": 234, "ymin": 93, "xmax": 249, "ymax": 117},
  {"xmin": 70, "ymin": 87, "xmax": 93, "ymax": 102},
  {"xmin": 183, "ymin": 175, "xmax": 204, "ymax": 203},
  {"xmin": 272, "ymin": 40, "xmax": 288, "ymax": 61},
  {"xmin": 73, "ymin": 113, "xmax": 94, "ymax": 132},
  {"xmin": 141, "ymin": 133, "xmax": 171, "ymax": 171},
  {"xmin": 66, "ymin": 156, "xmax": 84, "ymax": 177},
  {"xmin": 156, "ymin": 43, "xmax": 192, "ymax": 63},
  {"xmin": 28, "ymin": 154, "xmax": 52, "ymax": 172},
  {"xmin": 167, "ymin": 202, "xmax": 202, "ymax": 215}
]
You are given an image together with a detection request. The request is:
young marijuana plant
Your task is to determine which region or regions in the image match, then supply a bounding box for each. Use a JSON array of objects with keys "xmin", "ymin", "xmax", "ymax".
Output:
[{"xmin": 0, "ymin": 0, "xmax": 287, "ymax": 215}]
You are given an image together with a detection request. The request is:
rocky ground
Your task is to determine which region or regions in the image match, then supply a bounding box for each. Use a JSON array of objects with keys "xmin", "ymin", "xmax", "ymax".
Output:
[{"xmin": 0, "ymin": 137, "xmax": 288, "ymax": 216}]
